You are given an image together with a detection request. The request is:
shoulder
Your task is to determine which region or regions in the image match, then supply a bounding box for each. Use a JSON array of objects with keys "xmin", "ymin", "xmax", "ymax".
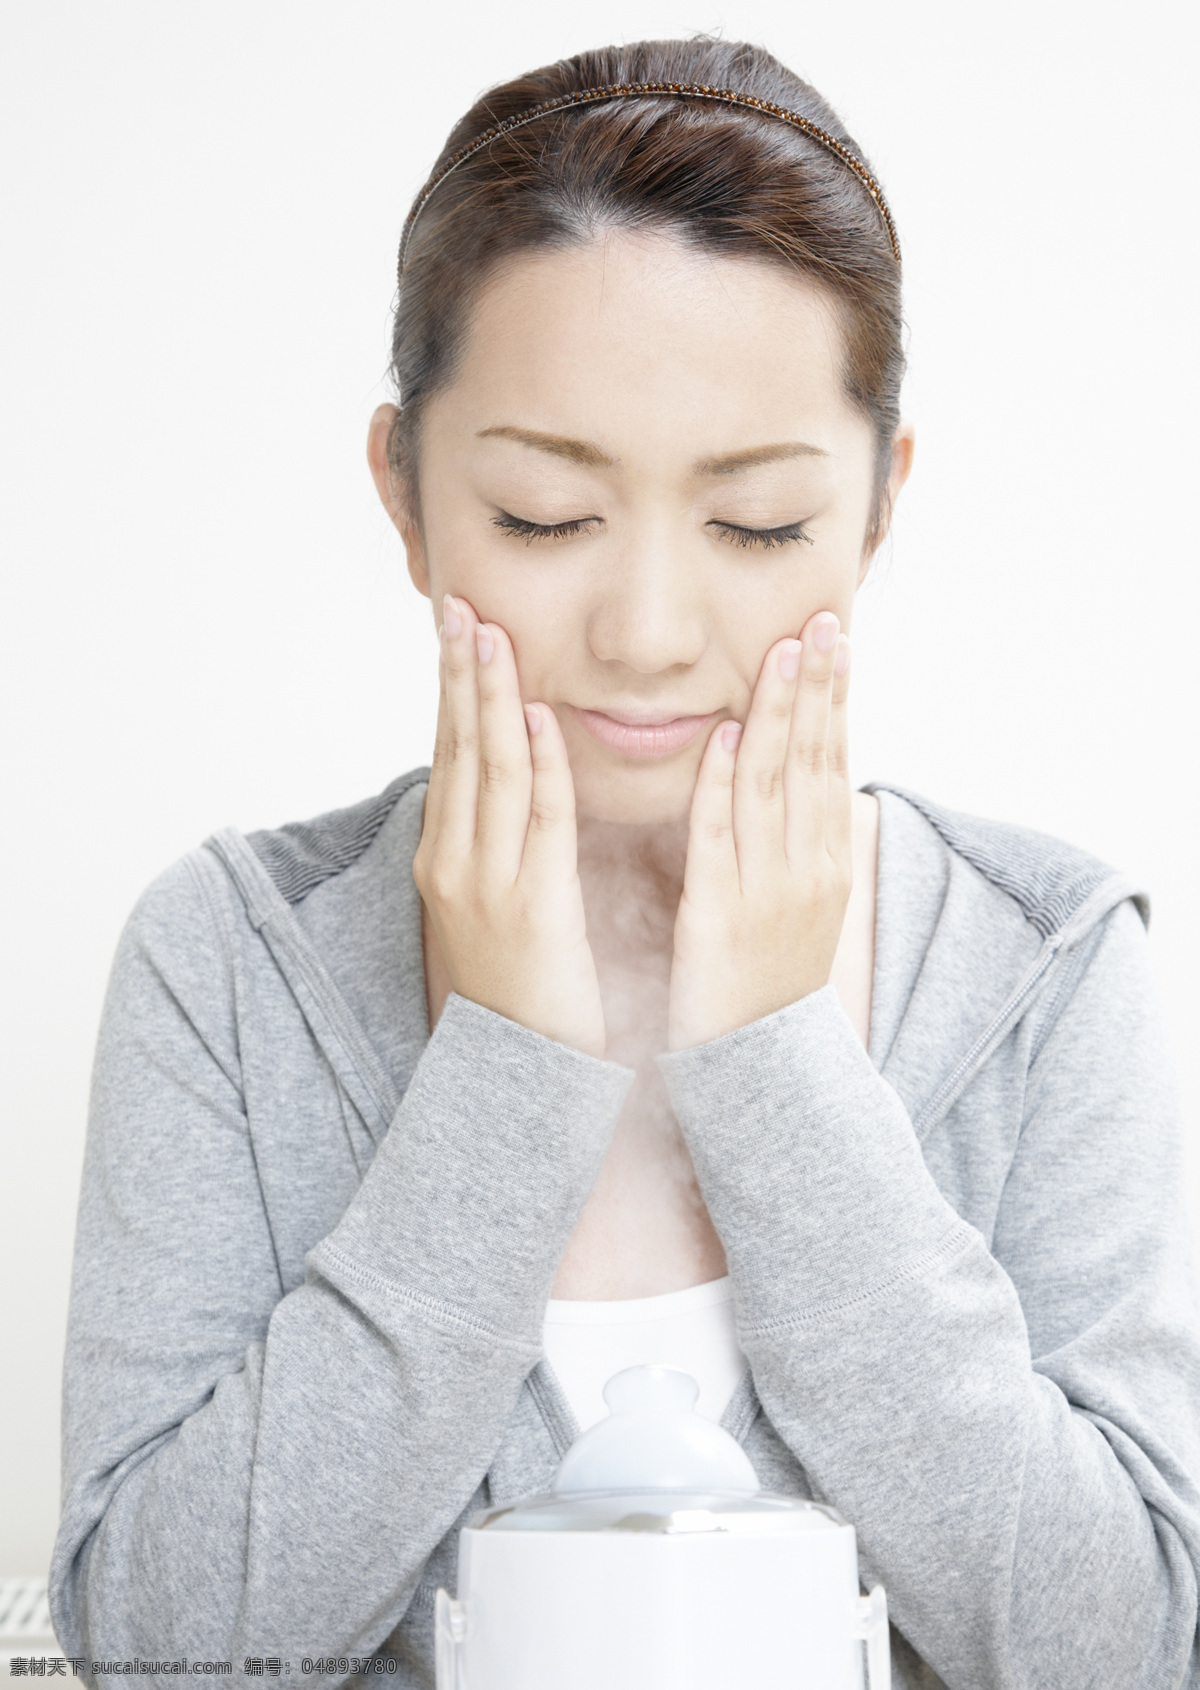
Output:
[
  {"xmin": 865, "ymin": 781, "xmax": 1149, "ymax": 944},
  {"xmin": 121, "ymin": 766, "xmax": 432, "ymax": 972},
  {"xmin": 239, "ymin": 766, "xmax": 431, "ymax": 906}
]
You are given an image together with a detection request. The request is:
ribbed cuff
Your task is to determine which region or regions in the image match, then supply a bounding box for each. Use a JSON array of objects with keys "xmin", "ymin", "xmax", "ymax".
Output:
[
  {"xmin": 655, "ymin": 985, "xmax": 965, "ymax": 1327},
  {"xmin": 313, "ymin": 992, "xmax": 636, "ymax": 1340}
]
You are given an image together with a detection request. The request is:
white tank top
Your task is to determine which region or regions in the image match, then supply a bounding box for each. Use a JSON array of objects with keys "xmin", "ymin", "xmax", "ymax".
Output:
[{"xmin": 542, "ymin": 1276, "xmax": 747, "ymax": 1433}]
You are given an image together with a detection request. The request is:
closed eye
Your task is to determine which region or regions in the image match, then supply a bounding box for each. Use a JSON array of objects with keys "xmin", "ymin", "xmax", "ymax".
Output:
[
  {"xmin": 708, "ymin": 519, "xmax": 815, "ymax": 550},
  {"xmin": 493, "ymin": 512, "xmax": 600, "ymax": 544},
  {"xmin": 492, "ymin": 512, "xmax": 814, "ymax": 549}
]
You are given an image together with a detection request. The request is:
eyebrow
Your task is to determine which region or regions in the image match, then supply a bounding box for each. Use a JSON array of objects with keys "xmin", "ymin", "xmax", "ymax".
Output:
[
  {"xmin": 476, "ymin": 425, "xmax": 614, "ymax": 468},
  {"xmin": 476, "ymin": 425, "xmax": 829, "ymax": 476},
  {"xmin": 693, "ymin": 441, "xmax": 829, "ymax": 476}
]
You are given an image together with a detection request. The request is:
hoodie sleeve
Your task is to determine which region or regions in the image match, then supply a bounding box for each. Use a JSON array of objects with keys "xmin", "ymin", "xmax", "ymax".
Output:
[
  {"xmin": 50, "ymin": 854, "xmax": 635, "ymax": 1684},
  {"xmin": 654, "ymin": 895, "xmax": 1200, "ymax": 1690}
]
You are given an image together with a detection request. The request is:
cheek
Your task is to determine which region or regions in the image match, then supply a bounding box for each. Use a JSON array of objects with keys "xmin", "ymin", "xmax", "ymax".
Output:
[
  {"xmin": 429, "ymin": 557, "xmax": 573, "ymax": 705},
  {"xmin": 718, "ymin": 549, "xmax": 859, "ymax": 676},
  {"xmin": 507, "ymin": 591, "xmax": 598, "ymax": 705},
  {"xmin": 420, "ymin": 505, "xmax": 526, "ymax": 643}
]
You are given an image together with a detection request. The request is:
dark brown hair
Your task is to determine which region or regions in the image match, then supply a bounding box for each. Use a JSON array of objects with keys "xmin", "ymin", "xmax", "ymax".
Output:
[{"xmin": 388, "ymin": 37, "xmax": 904, "ymax": 550}]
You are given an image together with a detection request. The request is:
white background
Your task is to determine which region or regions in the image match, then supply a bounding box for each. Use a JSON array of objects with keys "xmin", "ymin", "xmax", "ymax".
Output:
[{"xmin": 1, "ymin": 0, "xmax": 1196, "ymax": 1577}]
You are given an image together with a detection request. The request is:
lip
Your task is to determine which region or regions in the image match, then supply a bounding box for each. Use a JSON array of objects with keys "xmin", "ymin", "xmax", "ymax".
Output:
[{"xmin": 573, "ymin": 706, "xmax": 720, "ymax": 758}]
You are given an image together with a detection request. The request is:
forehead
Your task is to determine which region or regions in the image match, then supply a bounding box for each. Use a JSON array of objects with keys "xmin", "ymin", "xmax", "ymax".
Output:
[{"xmin": 426, "ymin": 229, "xmax": 869, "ymax": 467}]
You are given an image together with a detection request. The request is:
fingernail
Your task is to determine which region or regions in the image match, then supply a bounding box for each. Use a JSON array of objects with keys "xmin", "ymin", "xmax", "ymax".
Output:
[
  {"xmin": 524, "ymin": 704, "xmax": 542, "ymax": 736},
  {"xmin": 721, "ymin": 720, "xmax": 743, "ymax": 753},
  {"xmin": 813, "ymin": 615, "xmax": 839, "ymax": 654},
  {"xmin": 443, "ymin": 594, "xmax": 462, "ymax": 639},
  {"xmin": 834, "ymin": 635, "xmax": 851, "ymax": 677},
  {"xmin": 475, "ymin": 624, "xmax": 494, "ymax": 665},
  {"xmin": 778, "ymin": 640, "xmax": 802, "ymax": 681}
]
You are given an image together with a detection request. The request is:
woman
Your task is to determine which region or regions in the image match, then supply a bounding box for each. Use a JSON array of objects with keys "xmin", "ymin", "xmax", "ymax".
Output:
[{"xmin": 50, "ymin": 36, "xmax": 1200, "ymax": 1690}]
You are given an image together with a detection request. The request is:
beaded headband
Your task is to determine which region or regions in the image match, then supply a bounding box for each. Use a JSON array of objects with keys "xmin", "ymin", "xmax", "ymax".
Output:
[{"xmin": 397, "ymin": 79, "xmax": 902, "ymax": 277}]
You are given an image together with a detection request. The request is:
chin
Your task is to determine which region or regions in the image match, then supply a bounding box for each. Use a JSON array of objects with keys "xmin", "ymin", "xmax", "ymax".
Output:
[{"xmin": 572, "ymin": 761, "xmax": 697, "ymax": 828}]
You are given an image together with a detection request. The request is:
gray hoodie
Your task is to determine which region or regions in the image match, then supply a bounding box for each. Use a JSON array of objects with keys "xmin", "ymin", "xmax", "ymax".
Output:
[{"xmin": 50, "ymin": 770, "xmax": 1200, "ymax": 1689}]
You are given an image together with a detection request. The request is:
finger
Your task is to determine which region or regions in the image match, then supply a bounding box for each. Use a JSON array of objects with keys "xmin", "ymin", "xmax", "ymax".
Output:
[
  {"xmin": 438, "ymin": 592, "xmax": 482, "ymax": 857},
  {"xmin": 784, "ymin": 610, "xmax": 840, "ymax": 864},
  {"xmin": 518, "ymin": 702, "xmax": 582, "ymax": 889},
  {"xmin": 421, "ymin": 625, "xmax": 452, "ymax": 844},
  {"xmin": 473, "ymin": 618, "xmax": 534, "ymax": 884},
  {"xmin": 826, "ymin": 634, "xmax": 853, "ymax": 864},
  {"xmin": 684, "ymin": 715, "xmax": 744, "ymax": 897},
  {"xmin": 730, "ymin": 634, "xmax": 803, "ymax": 880}
]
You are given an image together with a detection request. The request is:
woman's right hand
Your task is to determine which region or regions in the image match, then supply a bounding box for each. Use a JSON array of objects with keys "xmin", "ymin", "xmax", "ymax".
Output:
[{"xmin": 413, "ymin": 592, "xmax": 608, "ymax": 1060}]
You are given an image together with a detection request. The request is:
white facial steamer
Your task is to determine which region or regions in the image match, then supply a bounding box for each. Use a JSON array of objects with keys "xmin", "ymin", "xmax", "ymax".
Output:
[{"xmin": 436, "ymin": 1366, "xmax": 890, "ymax": 1689}]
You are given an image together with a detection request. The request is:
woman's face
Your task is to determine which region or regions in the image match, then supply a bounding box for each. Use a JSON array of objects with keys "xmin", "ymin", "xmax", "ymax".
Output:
[{"xmin": 373, "ymin": 228, "xmax": 913, "ymax": 827}]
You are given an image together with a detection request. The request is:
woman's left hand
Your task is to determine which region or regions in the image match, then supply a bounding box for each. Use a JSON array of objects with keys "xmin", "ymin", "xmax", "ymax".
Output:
[{"xmin": 666, "ymin": 610, "xmax": 853, "ymax": 1052}]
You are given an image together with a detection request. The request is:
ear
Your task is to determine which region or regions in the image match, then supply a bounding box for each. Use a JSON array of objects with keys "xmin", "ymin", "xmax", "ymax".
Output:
[
  {"xmin": 857, "ymin": 420, "xmax": 916, "ymax": 584},
  {"xmin": 367, "ymin": 402, "xmax": 430, "ymax": 598}
]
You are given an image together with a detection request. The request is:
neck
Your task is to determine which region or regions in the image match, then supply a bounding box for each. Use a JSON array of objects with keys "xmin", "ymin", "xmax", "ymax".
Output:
[
  {"xmin": 576, "ymin": 811, "xmax": 689, "ymax": 895},
  {"xmin": 575, "ymin": 811, "xmax": 689, "ymax": 966}
]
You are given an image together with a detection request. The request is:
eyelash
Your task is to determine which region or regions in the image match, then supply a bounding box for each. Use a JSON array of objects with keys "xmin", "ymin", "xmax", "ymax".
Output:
[
  {"xmin": 709, "ymin": 519, "xmax": 815, "ymax": 550},
  {"xmin": 492, "ymin": 513, "xmax": 596, "ymax": 544},
  {"xmin": 492, "ymin": 514, "xmax": 815, "ymax": 550}
]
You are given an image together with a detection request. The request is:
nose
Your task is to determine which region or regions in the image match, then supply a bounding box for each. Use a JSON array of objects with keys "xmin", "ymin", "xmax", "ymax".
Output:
[{"xmin": 584, "ymin": 527, "xmax": 708, "ymax": 676}]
